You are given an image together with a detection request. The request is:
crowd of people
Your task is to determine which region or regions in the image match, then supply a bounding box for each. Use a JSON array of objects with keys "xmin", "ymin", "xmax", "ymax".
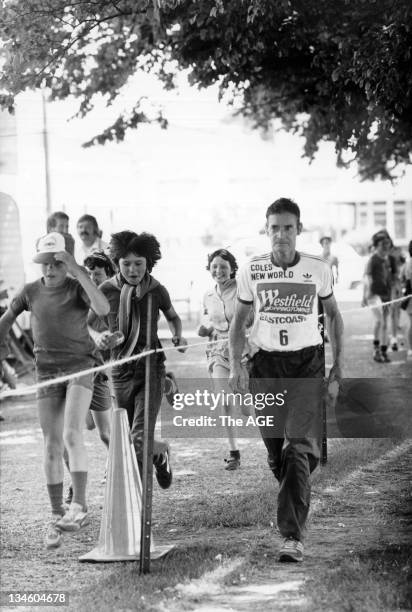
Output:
[{"xmin": 0, "ymin": 202, "xmax": 411, "ymax": 564}]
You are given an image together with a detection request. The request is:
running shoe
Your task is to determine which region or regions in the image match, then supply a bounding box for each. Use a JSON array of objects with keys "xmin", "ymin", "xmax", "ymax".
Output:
[
  {"xmin": 224, "ymin": 456, "xmax": 240, "ymax": 471},
  {"xmin": 45, "ymin": 514, "xmax": 64, "ymax": 549},
  {"xmin": 154, "ymin": 447, "xmax": 172, "ymax": 489},
  {"xmin": 278, "ymin": 537, "xmax": 304, "ymax": 562},
  {"xmin": 56, "ymin": 502, "xmax": 89, "ymax": 532},
  {"xmin": 381, "ymin": 352, "xmax": 391, "ymax": 363}
]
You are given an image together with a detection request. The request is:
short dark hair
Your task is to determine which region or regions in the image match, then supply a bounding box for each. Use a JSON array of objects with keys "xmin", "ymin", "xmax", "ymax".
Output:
[
  {"xmin": 77, "ymin": 214, "xmax": 100, "ymax": 237},
  {"xmin": 84, "ymin": 251, "xmax": 116, "ymax": 277},
  {"xmin": 46, "ymin": 211, "xmax": 69, "ymax": 232},
  {"xmin": 206, "ymin": 249, "xmax": 238, "ymax": 278},
  {"xmin": 109, "ymin": 231, "xmax": 161, "ymax": 272},
  {"xmin": 266, "ymin": 198, "xmax": 301, "ymax": 223}
]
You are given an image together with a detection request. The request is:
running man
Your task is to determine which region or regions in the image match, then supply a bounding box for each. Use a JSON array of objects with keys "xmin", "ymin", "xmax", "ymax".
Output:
[{"xmin": 229, "ymin": 198, "xmax": 344, "ymax": 563}]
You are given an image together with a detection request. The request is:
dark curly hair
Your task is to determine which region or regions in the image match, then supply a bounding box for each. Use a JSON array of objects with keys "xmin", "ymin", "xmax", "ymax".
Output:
[
  {"xmin": 109, "ymin": 231, "xmax": 161, "ymax": 272},
  {"xmin": 206, "ymin": 249, "xmax": 238, "ymax": 278},
  {"xmin": 84, "ymin": 251, "xmax": 116, "ymax": 277}
]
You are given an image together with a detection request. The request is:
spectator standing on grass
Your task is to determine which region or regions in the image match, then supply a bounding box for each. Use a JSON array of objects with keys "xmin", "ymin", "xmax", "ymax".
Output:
[
  {"xmin": 75, "ymin": 214, "xmax": 108, "ymax": 263},
  {"xmin": 198, "ymin": 248, "xmax": 251, "ymax": 471},
  {"xmin": 0, "ymin": 232, "xmax": 109, "ymax": 549},
  {"xmin": 95, "ymin": 231, "xmax": 187, "ymax": 489},
  {"xmin": 320, "ymin": 236, "xmax": 339, "ymax": 284},
  {"xmin": 362, "ymin": 232, "xmax": 397, "ymax": 363},
  {"xmin": 229, "ymin": 197, "xmax": 344, "ymax": 563}
]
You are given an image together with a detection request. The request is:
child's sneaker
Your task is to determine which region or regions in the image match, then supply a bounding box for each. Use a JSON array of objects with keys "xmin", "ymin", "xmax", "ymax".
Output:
[
  {"xmin": 45, "ymin": 514, "xmax": 64, "ymax": 549},
  {"xmin": 224, "ymin": 455, "xmax": 240, "ymax": 471},
  {"xmin": 154, "ymin": 447, "xmax": 172, "ymax": 489},
  {"xmin": 56, "ymin": 502, "xmax": 88, "ymax": 532},
  {"xmin": 278, "ymin": 537, "xmax": 304, "ymax": 562}
]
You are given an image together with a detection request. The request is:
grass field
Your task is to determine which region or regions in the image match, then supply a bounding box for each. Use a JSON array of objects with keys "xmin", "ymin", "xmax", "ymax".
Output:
[{"xmin": 0, "ymin": 299, "xmax": 411, "ymax": 611}]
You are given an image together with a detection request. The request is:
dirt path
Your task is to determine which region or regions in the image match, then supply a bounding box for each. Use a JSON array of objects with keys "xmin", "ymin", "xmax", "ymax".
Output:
[{"xmin": 163, "ymin": 441, "xmax": 412, "ymax": 612}]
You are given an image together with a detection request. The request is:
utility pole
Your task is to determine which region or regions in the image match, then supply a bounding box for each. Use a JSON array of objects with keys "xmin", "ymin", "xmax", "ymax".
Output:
[{"xmin": 41, "ymin": 90, "xmax": 51, "ymax": 216}]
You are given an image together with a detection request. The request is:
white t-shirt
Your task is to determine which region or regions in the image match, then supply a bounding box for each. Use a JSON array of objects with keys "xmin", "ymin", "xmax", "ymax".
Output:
[
  {"xmin": 75, "ymin": 237, "xmax": 109, "ymax": 265},
  {"xmin": 237, "ymin": 251, "xmax": 333, "ymax": 352}
]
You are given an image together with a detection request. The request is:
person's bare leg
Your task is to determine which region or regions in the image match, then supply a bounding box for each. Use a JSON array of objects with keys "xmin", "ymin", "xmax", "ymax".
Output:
[{"xmin": 211, "ymin": 363, "xmax": 240, "ymax": 469}]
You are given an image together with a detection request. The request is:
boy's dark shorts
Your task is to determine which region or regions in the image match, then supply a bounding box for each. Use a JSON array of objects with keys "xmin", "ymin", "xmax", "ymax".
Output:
[{"xmin": 89, "ymin": 372, "xmax": 112, "ymax": 412}]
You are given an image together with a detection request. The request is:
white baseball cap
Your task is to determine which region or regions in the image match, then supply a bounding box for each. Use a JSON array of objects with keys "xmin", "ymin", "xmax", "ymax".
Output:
[{"xmin": 33, "ymin": 232, "xmax": 67, "ymax": 264}]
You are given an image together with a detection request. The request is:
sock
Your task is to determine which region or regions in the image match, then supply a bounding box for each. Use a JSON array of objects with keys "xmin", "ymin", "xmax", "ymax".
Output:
[
  {"xmin": 47, "ymin": 482, "xmax": 64, "ymax": 516},
  {"xmin": 381, "ymin": 345, "xmax": 387, "ymax": 354},
  {"xmin": 230, "ymin": 450, "xmax": 240, "ymax": 459},
  {"xmin": 71, "ymin": 471, "xmax": 87, "ymax": 510},
  {"xmin": 373, "ymin": 340, "xmax": 380, "ymax": 349}
]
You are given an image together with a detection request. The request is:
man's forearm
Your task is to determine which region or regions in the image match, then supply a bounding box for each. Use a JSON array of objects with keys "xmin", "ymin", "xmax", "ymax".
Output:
[
  {"xmin": 328, "ymin": 311, "xmax": 344, "ymax": 365},
  {"xmin": 229, "ymin": 320, "xmax": 246, "ymax": 365}
]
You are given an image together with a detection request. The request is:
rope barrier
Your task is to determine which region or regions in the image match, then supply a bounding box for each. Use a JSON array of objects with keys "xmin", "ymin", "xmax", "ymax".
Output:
[{"xmin": 0, "ymin": 293, "xmax": 410, "ymax": 400}]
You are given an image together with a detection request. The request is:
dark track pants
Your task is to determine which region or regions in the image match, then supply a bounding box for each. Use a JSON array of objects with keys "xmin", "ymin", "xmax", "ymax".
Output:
[
  {"xmin": 248, "ymin": 345, "xmax": 324, "ymax": 542},
  {"xmin": 112, "ymin": 359, "xmax": 166, "ymax": 472}
]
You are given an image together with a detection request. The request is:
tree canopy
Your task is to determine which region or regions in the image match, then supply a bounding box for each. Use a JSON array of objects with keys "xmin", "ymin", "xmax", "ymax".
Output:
[{"xmin": 1, "ymin": 0, "xmax": 411, "ymax": 180}]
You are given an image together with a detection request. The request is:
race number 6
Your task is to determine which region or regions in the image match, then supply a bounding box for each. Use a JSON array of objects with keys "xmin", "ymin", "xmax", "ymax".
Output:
[{"xmin": 279, "ymin": 329, "xmax": 288, "ymax": 346}]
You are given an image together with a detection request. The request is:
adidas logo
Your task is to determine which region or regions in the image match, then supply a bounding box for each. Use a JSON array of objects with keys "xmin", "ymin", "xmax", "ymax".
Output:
[{"xmin": 303, "ymin": 273, "xmax": 312, "ymax": 279}]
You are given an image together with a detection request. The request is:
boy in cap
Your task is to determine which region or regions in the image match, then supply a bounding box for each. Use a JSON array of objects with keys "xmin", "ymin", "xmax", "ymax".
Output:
[{"xmin": 0, "ymin": 232, "xmax": 109, "ymax": 548}]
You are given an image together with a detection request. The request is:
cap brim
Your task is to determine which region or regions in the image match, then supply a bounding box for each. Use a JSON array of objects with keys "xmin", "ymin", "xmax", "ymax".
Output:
[{"xmin": 33, "ymin": 253, "xmax": 57, "ymax": 264}]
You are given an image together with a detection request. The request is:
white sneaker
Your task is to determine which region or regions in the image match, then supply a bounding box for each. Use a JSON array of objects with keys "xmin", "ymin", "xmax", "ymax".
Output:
[
  {"xmin": 56, "ymin": 502, "xmax": 88, "ymax": 532},
  {"xmin": 45, "ymin": 514, "xmax": 63, "ymax": 549},
  {"xmin": 278, "ymin": 537, "xmax": 304, "ymax": 562}
]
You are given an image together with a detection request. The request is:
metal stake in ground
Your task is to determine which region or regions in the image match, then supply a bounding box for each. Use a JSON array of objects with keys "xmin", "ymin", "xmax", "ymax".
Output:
[{"xmin": 140, "ymin": 292, "xmax": 155, "ymax": 574}]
